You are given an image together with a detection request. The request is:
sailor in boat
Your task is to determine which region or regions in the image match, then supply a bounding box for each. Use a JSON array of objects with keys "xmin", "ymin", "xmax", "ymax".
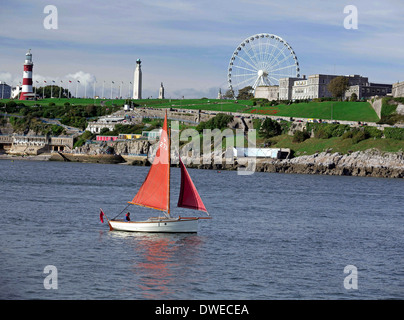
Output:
[{"xmin": 125, "ymin": 212, "xmax": 131, "ymax": 221}]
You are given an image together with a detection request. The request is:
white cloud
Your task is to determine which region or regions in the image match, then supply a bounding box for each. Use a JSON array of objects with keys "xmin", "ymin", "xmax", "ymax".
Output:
[
  {"xmin": 0, "ymin": 72, "xmax": 13, "ymax": 84},
  {"xmin": 65, "ymin": 71, "xmax": 96, "ymax": 85}
]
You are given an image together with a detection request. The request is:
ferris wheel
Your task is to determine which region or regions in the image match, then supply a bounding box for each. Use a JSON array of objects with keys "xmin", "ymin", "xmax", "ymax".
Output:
[{"xmin": 227, "ymin": 33, "xmax": 300, "ymax": 97}]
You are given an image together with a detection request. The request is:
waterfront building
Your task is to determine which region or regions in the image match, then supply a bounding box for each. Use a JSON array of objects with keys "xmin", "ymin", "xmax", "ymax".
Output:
[
  {"xmin": 133, "ymin": 59, "xmax": 142, "ymax": 100},
  {"xmin": 142, "ymin": 129, "xmax": 162, "ymax": 140},
  {"xmin": 279, "ymin": 77, "xmax": 301, "ymax": 100},
  {"xmin": 0, "ymin": 82, "xmax": 11, "ymax": 99},
  {"xmin": 231, "ymin": 147, "xmax": 290, "ymax": 159},
  {"xmin": 86, "ymin": 116, "xmax": 125, "ymax": 134},
  {"xmin": 0, "ymin": 134, "xmax": 73, "ymax": 155}
]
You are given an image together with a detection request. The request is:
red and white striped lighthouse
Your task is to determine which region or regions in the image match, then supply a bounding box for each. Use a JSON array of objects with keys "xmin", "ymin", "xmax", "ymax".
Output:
[{"xmin": 19, "ymin": 49, "xmax": 34, "ymax": 100}]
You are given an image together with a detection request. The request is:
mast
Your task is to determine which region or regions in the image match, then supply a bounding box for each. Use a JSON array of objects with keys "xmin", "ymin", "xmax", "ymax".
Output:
[{"xmin": 167, "ymin": 111, "xmax": 171, "ymax": 217}]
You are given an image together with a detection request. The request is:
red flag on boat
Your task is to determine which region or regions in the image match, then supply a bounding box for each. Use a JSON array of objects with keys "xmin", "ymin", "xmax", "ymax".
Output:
[
  {"xmin": 178, "ymin": 157, "xmax": 207, "ymax": 213},
  {"xmin": 99, "ymin": 209, "xmax": 104, "ymax": 223}
]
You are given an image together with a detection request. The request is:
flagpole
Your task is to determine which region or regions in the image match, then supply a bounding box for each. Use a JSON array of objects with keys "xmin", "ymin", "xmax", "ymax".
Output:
[
  {"xmin": 93, "ymin": 81, "xmax": 96, "ymax": 104},
  {"xmin": 110, "ymin": 81, "xmax": 113, "ymax": 99},
  {"xmin": 59, "ymin": 81, "xmax": 62, "ymax": 99},
  {"xmin": 102, "ymin": 80, "xmax": 105, "ymax": 99}
]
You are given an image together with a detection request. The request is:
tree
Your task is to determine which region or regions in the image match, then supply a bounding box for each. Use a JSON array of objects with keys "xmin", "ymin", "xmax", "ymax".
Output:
[
  {"xmin": 224, "ymin": 89, "xmax": 235, "ymax": 99},
  {"xmin": 196, "ymin": 113, "xmax": 234, "ymax": 133},
  {"xmin": 259, "ymin": 118, "xmax": 282, "ymax": 138},
  {"xmin": 350, "ymin": 92, "xmax": 358, "ymax": 101},
  {"xmin": 36, "ymin": 85, "xmax": 72, "ymax": 99},
  {"xmin": 327, "ymin": 76, "xmax": 349, "ymax": 100},
  {"xmin": 237, "ymin": 86, "xmax": 254, "ymax": 100}
]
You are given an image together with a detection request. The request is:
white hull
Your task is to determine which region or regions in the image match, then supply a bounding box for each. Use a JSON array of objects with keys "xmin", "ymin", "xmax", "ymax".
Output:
[{"xmin": 108, "ymin": 218, "xmax": 199, "ymax": 233}]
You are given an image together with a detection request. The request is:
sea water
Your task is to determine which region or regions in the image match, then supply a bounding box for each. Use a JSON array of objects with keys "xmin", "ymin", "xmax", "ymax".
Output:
[{"xmin": 0, "ymin": 159, "xmax": 403, "ymax": 299}]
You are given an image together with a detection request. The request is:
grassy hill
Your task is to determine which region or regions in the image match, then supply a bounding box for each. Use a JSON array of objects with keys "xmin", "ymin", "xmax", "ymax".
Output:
[
  {"xmin": 1, "ymin": 98, "xmax": 378, "ymax": 122},
  {"xmin": 246, "ymin": 101, "xmax": 379, "ymax": 122}
]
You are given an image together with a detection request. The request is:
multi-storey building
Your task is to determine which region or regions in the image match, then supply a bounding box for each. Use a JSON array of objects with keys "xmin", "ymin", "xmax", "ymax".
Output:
[
  {"xmin": 279, "ymin": 77, "xmax": 301, "ymax": 100},
  {"xmin": 0, "ymin": 82, "xmax": 11, "ymax": 99},
  {"xmin": 255, "ymin": 74, "xmax": 392, "ymax": 101}
]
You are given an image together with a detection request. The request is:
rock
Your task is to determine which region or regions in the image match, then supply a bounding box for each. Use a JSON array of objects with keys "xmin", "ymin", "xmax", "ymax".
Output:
[
  {"xmin": 273, "ymin": 149, "xmax": 404, "ymax": 178},
  {"xmin": 113, "ymin": 140, "xmax": 151, "ymax": 155}
]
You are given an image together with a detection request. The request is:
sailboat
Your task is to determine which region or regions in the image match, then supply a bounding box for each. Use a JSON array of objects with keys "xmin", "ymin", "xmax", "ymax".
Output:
[{"xmin": 100, "ymin": 112, "xmax": 211, "ymax": 233}]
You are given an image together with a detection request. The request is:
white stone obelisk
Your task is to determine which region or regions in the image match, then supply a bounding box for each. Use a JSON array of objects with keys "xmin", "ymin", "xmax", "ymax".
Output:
[{"xmin": 133, "ymin": 59, "xmax": 142, "ymax": 99}]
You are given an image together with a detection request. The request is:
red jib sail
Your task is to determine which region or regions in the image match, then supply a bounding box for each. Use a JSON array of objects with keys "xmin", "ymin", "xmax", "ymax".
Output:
[
  {"xmin": 129, "ymin": 113, "xmax": 170, "ymax": 211},
  {"xmin": 178, "ymin": 158, "xmax": 207, "ymax": 213}
]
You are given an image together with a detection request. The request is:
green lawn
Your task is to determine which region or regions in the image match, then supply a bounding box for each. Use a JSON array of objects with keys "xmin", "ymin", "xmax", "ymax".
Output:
[
  {"xmin": 2, "ymin": 98, "xmax": 378, "ymax": 122},
  {"xmin": 246, "ymin": 101, "xmax": 379, "ymax": 122}
]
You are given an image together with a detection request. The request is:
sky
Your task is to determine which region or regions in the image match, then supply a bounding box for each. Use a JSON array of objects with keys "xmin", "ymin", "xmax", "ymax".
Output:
[{"xmin": 0, "ymin": 0, "xmax": 403, "ymax": 99}]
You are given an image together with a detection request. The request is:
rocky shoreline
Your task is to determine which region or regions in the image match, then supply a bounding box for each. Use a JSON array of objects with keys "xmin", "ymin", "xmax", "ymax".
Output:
[
  {"xmin": 2, "ymin": 148, "xmax": 403, "ymax": 179},
  {"xmin": 175, "ymin": 149, "xmax": 404, "ymax": 178},
  {"xmin": 254, "ymin": 149, "xmax": 404, "ymax": 178}
]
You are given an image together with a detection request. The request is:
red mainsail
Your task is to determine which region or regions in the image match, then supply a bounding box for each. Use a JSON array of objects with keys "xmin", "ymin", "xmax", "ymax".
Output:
[
  {"xmin": 129, "ymin": 114, "xmax": 170, "ymax": 211},
  {"xmin": 178, "ymin": 158, "xmax": 207, "ymax": 213}
]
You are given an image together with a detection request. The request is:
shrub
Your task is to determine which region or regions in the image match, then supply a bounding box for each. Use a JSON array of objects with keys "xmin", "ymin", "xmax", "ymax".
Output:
[
  {"xmin": 352, "ymin": 130, "xmax": 369, "ymax": 144},
  {"xmin": 196, "ymin": 113, "xmax": 234, "ymax": 133},
  {"xmin": 384, "ymin": 127, "xmax": 404, "ymax": 140},
  {"xmin": 363, "ymin": 126, "xmax": 383, "ymax": 139},
  {"xmin": 5, "ymin": 101, "xmax": 18, "ymax": 113},
  {"xmin": 314, "ymin": 127, "xmax": 330, "ymax": 139},
  {"xmin": 380, "ymin": 97, "xmax": 397, "ymax": 117},
  {"xmin": 293, "ymin": 130, "xmax": 310, "ymax": 143},
  {"xmin": 309, "ymin": 123, "xmax": 350, "ymax": 139},
  {"xmin": 342, "ymin": 130, "xmax": 355, "ymax": 139},
  {"xmin": 259, "ymin": 118, "xmax": 282, "ymax": 138}
]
